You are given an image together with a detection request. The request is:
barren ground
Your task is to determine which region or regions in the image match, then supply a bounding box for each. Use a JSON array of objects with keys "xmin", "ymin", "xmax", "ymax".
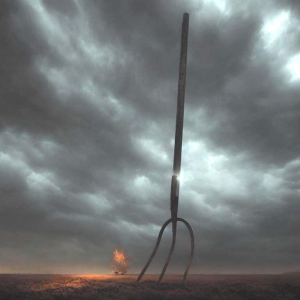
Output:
[{"xmin": 0, "ymin": 273, "xmax": 300, "ymax": 300}]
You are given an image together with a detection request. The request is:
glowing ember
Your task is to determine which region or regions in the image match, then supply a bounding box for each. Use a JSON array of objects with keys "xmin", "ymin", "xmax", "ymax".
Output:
[{"xmin": 111, "ymin": 246, "xmax": 130, "ymax": 275}]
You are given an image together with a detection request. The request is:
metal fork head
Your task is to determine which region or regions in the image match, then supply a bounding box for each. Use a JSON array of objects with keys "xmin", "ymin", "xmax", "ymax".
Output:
[{"xmin": 136, "ymin": 217, "xmax": 194, "ymax": 285}]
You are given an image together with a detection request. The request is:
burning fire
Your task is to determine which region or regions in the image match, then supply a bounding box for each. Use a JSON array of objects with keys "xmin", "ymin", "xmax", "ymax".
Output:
[
  {"xmin": 111, "ymin": 246, "xmax": 130, "ymax": 275},
  {"xmin": 114, "ymin": 250, "xmax": 125, "ymax": 263}
]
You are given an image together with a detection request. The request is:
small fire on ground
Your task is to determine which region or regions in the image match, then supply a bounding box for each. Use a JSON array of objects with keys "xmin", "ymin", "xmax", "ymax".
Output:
[{"xmin": 111, "ymin": 246, "xmax": 130, "ymax": 275}]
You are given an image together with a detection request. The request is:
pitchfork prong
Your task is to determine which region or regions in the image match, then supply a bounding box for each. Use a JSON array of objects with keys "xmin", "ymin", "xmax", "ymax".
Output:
[
  {"xmin": 157, "ymin": 225, "xmax": 177, "ymax": 284},
  {"xmin": 136, "ymin": 218, "xmax": 172, "ymax": 282},
  {"xmin": 178, "ymin": 218, "xmax": 195, "ymax": 286},
  {"xmin": 137, "ymin": 217, "xmax": 194, "ymax": 285}
]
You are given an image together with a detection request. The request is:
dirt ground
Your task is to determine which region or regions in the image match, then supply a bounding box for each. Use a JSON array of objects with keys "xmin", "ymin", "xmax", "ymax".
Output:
[{"xmin": 0, "ymin": 273, "xmax": 299, "ymax": 300}]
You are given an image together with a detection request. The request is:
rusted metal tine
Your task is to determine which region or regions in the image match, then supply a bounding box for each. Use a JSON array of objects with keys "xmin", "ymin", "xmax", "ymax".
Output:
[{"xmin": 137, "ymin": 13, "xmax": 194, "ymax": 285}]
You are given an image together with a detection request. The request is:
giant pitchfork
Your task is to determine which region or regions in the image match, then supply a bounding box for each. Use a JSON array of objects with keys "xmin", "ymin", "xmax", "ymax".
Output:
[{"xmin": 137, "ymin": 13, "xmax": 194, "ymax": 285}]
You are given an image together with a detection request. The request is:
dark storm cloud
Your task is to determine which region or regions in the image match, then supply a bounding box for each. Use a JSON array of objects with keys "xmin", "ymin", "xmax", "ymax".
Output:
[{"xmin": 1, "ymin": 0, "xmax": 300, "ymax": 274}]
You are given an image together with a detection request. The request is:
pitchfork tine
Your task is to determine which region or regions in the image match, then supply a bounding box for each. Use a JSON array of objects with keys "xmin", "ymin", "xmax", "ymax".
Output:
[
  {"xmin": 178, "ymin": 218, "xmax": 195, "ymax": 285},
  {"xmin": 157, "ymin": 226, "xmax": 177, "ymax": 284},
  {"xmin": 136, "ymin": 218, "xmax": 172, "ymax": 282}
]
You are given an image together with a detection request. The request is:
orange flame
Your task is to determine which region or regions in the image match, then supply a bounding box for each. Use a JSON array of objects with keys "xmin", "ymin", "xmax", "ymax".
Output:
[
  {"xmin": 113, "ymin": 250, "xmax": 125, "ymax": 263},
  {"xmin": 111, "ymin": 247, "xmax": 129, "ymax": 274}
]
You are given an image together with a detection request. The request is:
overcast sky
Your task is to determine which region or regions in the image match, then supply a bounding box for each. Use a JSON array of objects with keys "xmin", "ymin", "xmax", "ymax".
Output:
[{"xmin": 1, "ymin": 0, "xmax": 300, "ymax": 275}]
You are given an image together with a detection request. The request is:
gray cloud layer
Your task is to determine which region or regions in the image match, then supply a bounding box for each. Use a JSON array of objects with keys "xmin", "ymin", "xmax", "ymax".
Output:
[{"xmin": 1, "ymin": 0, "xmax": 300, "ymax": 274}]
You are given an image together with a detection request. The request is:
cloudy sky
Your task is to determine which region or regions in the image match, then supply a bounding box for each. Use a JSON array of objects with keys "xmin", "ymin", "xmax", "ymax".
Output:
[{"xmin": 1, "ymin": 0, "xmax": 300, "ymax": 275}]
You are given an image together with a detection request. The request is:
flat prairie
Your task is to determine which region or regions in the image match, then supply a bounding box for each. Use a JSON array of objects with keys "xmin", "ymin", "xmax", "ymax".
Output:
[{"xmin": 0, "ymin": 273, "xmax": 299, "ymax": 300}]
